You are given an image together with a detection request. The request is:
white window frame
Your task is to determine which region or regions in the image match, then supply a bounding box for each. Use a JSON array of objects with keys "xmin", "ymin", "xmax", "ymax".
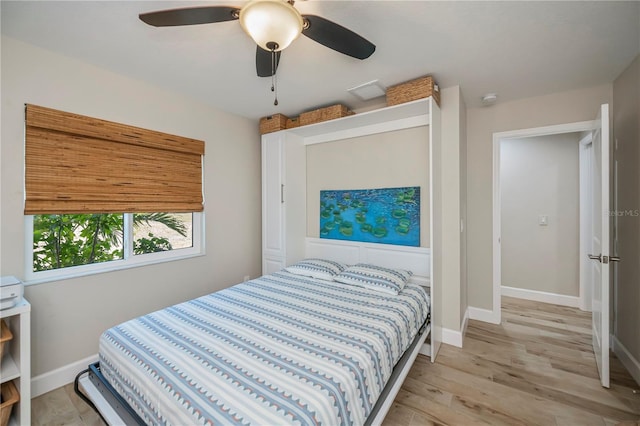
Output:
[{"xmin": 24, "ymin": 212, "xmax": 205, "ymax": 284}]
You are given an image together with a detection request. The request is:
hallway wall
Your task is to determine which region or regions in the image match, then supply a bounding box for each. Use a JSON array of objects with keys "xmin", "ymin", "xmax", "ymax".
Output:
[
  {"xmin": 500, "ymin": 133, "xmax": 580, "ymax": 298},
  {"xmin": 612, "ymin": 54, "xmax": 640, "ymax": 385},
  {"xmin": 466, "ymin": 84, "xmax": 612, "ymax": 315}
]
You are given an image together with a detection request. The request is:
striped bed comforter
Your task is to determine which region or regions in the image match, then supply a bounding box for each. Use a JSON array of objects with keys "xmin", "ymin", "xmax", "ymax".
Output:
[{"xmin": 99, "ymin": 270, "xmax": 430, "ymax": 426}]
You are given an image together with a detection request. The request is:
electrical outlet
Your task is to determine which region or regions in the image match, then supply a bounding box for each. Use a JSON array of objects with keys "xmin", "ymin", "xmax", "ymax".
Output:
[{"xmin": 243, "ymin": 275, "xmax": 250, "ymax": 282}]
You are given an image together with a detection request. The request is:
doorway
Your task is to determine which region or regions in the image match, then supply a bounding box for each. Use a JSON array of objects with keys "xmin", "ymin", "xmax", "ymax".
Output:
[{"xmin": 492, "ymin": 120, "xmax": 596, "ymax": 324}]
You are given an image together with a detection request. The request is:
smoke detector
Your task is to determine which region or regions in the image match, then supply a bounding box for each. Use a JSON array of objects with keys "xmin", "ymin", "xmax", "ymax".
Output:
[{"xmin": 481, "ymin": 93, "xmax": 498, "ymax": 106}]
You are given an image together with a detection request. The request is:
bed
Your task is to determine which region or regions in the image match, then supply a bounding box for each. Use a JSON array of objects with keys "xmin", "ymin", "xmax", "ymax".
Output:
[{"xmin": 77, "ymin": 260, "xmax": 431, "ymax": 425}]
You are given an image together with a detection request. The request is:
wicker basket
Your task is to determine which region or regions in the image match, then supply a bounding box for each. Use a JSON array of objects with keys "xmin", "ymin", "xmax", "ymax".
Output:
[
  {"xmin": 0, "ymin": 320, "xmax": 12, "ymax": 363},
  {"xmin": 299, "ymin": 104, "xmax": 354, "ymax": 126},
  {"xmin": 0, "ymin": 380, "xmax": 19, "ymax": 426},
  {"xmin": 259, "ymin": 114, "xmax": 289, "ymax": 134},
  {"xmin": 286, "ymin": 116, "xmax": 300, "ymax": 129},
  {"xmin": 386, "ymin": 75, "xmax": 440, "ymax": 107}
]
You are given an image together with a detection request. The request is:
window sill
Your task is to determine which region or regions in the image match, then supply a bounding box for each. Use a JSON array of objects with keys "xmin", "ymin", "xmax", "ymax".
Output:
[{"xmin": 23, "ymin": 249, "xmax": 206, "ymax": 286}]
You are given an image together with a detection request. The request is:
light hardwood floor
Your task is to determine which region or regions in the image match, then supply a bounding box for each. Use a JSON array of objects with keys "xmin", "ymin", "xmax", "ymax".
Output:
[
  {"xmin": 383, "ymin": 297, "xmax": 640, "ymax": 425},
  {"xmin": 32, "ymin": 297, "xmax": 640, "ymax": 425}
]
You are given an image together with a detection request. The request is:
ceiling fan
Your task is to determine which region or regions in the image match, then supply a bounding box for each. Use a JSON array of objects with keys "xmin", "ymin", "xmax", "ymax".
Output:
[{"xmin": 139, "ymin": 0, "xmax": 376, "ymax": 79}]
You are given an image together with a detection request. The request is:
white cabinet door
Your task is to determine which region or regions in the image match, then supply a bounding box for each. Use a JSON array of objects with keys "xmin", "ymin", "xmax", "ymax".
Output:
[
  {"xmin": 262, "ymin": 133, "xmax": 306, "ymax": 274},
  {"xmin": 262, "ymin": 134, "xmax": 285, "ymax": 268},
  {"xmin": 263, "ymin": 257, "xmax": 286, "ymax": 275}
]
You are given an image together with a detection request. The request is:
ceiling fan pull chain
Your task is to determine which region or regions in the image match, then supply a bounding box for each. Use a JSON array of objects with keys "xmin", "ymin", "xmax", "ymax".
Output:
[
  {"xmin": 273, "ymin": 75, "xmax": 278, "ymax": 106},
  {"xmin": 271, "ymin": 48, "xmax": 278, "ymax": 106},
  {"xmin": 270, "ymin": 52, "xmax": 275, "ymax": 93}
]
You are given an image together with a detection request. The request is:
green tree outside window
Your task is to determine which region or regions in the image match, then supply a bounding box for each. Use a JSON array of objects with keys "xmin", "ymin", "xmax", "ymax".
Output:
[{"xmin": 33, "ymin": 213, "xmax": 189, "ymax": 272}]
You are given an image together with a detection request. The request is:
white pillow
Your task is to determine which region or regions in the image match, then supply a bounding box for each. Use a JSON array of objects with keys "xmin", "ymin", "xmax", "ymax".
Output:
[
  {"xmin": 334, "ymin": 263, "xmax": 413, "ymax": 295},
  {"xmin": 285, "ymin": 258, "xmax": 346, "ymax": 281}
]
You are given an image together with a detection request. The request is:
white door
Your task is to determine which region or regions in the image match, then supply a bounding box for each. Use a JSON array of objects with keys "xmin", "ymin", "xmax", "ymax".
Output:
[{"xmin": 588, "ymin": 103, "xmax": 610, "ymax": 388}]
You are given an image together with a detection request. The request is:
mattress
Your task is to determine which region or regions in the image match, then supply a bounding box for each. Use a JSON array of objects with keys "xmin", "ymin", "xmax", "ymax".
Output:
[{"xmin": 99, "ymin": 270, "xmax": 430, "ymax": 426}]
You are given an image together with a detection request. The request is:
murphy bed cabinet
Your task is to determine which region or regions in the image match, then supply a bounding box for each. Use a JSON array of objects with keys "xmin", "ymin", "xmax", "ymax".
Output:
[
  {"xmin": 261, "ymin": 97, "xmax": 442, "ymax": 358},
  {"xmin": 262, "ymin": 98, "xmax": 438, "ymax": 255}
]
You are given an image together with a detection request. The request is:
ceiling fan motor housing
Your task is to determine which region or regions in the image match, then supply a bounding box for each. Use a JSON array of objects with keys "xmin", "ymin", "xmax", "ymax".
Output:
[{"xmin": 239, "ymin": 0, "xmax": 304, "ymax": 52}]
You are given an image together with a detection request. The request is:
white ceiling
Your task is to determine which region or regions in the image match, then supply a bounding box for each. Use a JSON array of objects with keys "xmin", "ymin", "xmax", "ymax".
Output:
[{"xmin": 2, "ymin": 1, "xmax": 639, "ymax": 120}]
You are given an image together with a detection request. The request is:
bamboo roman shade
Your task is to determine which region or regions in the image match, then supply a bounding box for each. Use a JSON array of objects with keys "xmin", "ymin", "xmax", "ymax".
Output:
[{"xmin": 24, "ymin": 104, "xmax": 205, "ymax": 215}]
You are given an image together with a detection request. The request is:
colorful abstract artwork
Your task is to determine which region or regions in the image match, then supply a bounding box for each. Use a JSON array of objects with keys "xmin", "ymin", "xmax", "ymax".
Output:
[{"xmin": 319, "ymin": 186, "xmax": 420, "ymax": 247}]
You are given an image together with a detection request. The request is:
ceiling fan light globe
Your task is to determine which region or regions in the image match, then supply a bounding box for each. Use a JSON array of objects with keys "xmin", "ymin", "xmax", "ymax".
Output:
[{"xmin": 239, "ymin": 0, "xmax": 303, "ymax": 52}]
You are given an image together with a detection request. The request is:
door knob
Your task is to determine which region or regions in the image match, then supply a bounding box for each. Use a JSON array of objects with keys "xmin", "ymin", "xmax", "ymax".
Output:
[
  {"xmin": 610, "ymin": 256, "xmax": 621, "ymax": 262},
  {"xmin": 588, "ymin": 254, "xmax": 602, "ymax": 262}
]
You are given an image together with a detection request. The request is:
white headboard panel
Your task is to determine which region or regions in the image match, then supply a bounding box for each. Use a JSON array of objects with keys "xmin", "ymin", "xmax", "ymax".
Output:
[{"xmin": 305, "ymin": 238, "xmax": 431, "ymax": 287}]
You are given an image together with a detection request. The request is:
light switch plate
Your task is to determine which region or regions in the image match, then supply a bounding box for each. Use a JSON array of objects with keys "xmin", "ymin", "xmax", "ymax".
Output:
[{"xmin": 539, "ymin": 215, "xmax": 548, "ymax": 226}]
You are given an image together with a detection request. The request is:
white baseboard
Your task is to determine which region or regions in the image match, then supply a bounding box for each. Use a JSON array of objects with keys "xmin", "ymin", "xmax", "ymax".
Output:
[
  {"xmin": 612, "ymin": 335, "xmax": 640, "ymax": 387},
  {"xmin": 441, "ymin": 308, "xmax": 470, "ymax": 348},
  {"xmin": 468, "ymin": 306, "xmax": 501, "ymax": 324},
  {"xmin": 441, "ymin": 327, "xmax": 462, "ymax": 348},
  {"xmin": 31, "ymin": 354, "xmax": 98, "ymax": 398},
  {"xmin": 461, "ymin": 307, "xmax": 470, "ymax": 338},
  {"xmin": 501, "ymin": 286, "xmax": 579, "ymax": 308}
]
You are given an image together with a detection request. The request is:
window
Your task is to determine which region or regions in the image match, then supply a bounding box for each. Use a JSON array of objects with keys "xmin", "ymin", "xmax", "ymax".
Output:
[
  {"xmin": 24, "ymin": 104, "xmax": 205, "ymax": 283},
  {"xmin": 33, "ymin": 213, "xmax": 125, "ymax": 272},
  {"xmin": 26, "ymin": 212, "xmax": 203, "ymax": 283},
  {"xmin": 132, "ymin": 212, "xmax": 194, "ymax": 255}
]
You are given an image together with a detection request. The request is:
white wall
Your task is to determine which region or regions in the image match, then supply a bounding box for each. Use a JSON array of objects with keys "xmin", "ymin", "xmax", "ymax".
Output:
[
  {"xmin": 459, "ymin": 91, "xmax": 468, "ymax": 325},
  {"xmin": 466, "ymin": 84, "xmax": 612, "ymax": 313},
  {"xmin": 500, "ymin": 134, "xmax": 580, "ymax": 297},
  {"xmin": 0, "ymin": 37, "xmax": 262, "ymax": 381},
  {"xmin": 439, "ymin": 86, "xmax": 466, "ymax": 337},
  {"xmin": 306, "ymin": 126, "xmax": 430, "ymax": 246},
  {"xmin": 612, "ymin": 54, "xmax": 640, "ymax": 384}
]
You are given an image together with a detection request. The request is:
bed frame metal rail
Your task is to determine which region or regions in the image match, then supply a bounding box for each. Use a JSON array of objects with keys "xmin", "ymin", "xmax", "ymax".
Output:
[
  {"xmin": 75, "ymin": 362, "xmax": 146, "ymax": 425},
  {"xmin": 365, "ymin": 317, "xmax": 430, "ymax": 426}
]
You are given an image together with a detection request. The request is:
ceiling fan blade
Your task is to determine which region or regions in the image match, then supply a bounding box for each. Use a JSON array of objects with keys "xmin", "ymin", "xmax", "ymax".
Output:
[
  {"xmin": 301, "ymin": 15, "xmax": 375, "ymax": 60},
  {"xmin": 256, "ymin": 46, "xmax": 282, "ymax": 77},
  {"xmin": 139, "ymin": 6, "xmax": 239, "ymax": 27}
]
